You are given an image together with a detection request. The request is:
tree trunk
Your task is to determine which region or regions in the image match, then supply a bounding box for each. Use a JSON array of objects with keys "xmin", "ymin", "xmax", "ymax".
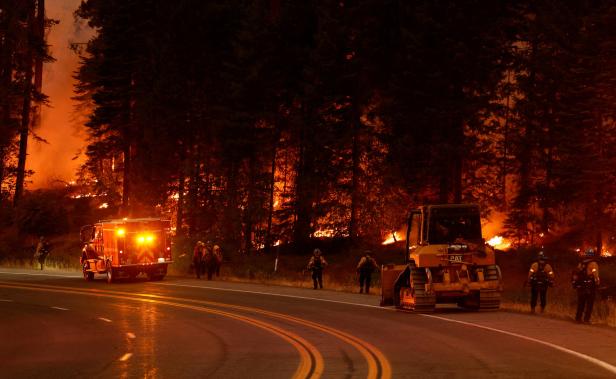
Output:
[
  {"xmin": 513, "ymin": 32, "xmax": 539, "ymax": 239},
  {"xmin": 0, "ymin": 147, "xmax": 5, "ymax": 194},
  {"xmin": 32, "ymin": 0, "xmax": 44, "ymax": 129},
  {"xmin": 121, "ymin": 142, "xmax": 131, "ymax": 214},
  {"xmin": 244, "ymin": 151, "xmax": 256, "ymax": 253},
  {"xmin": 349, "ymin": 104, "xmax": 361, "ymax": 241},
  {"xmin": 176, "ymin": 154, "xmax": 186, "ymax": 237},
  {"xmin": 439, "ymin": 174, "xmax": 449, "ymax": 203},
  {"xmin": 223, "ymin": 160, "xmax": 241, "ymax": 252},
  {"xmin": 187, "ymin": 144, "xmax": 200, "ymax": 237},
  {"xmin": 14, "ymin": 1, "xmax": 36, "ymax": 206},
  {"xmin": 452, "ymin": 89, "xmax": 465, "ymax": 204},
  {"xmin": 265, "ymin": 129, "xmax": 279, "ymax": 253},
  {"xmin": 0, "ymin": 4, "xmax": 17, "ymax": 193},
  {"xmin": 501, "ymin": 71, "xmax": 512, "ymax": 209},
  {"xmin": 453, "ymin": 148, "xmax": 462, "ymax": 204},
  {"xmin": 541, "ymin": 137, "xmax": 553, "ymax": 232},
  {"xmin": 294, "ymin": 106, "xmax": 314, "ymax": 247}
]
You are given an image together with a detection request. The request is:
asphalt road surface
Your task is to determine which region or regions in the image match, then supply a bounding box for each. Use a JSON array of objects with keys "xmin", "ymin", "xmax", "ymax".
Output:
[{"xmin": 1, "ymin": 268, "xmax": 615, "ymax": 379}]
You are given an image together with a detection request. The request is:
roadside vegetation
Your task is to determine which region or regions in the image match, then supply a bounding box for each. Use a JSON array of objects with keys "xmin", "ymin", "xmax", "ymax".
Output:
[{"xmin": 0, "ymin": 187, "xmax": 111, "ymax": 269}]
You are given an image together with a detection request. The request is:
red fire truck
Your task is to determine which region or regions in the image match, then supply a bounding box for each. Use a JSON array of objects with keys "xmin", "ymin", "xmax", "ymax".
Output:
[{"xmin": 80, "ymin": 218, "xmax": 173, "ymax": 283}]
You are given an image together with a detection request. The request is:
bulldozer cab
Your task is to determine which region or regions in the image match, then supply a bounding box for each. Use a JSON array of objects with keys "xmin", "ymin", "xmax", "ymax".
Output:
[
  {"xmin": 404, "ymin": 204, "xmax": 483, "ymax": 261},
  {"xmin": 425, "ymin": 205, "xmax": 482, "ymax": 245}
]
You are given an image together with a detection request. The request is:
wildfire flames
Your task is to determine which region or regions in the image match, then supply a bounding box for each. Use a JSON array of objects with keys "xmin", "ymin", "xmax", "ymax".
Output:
[
  {"xmin": 487, "ymin": 235, "xmax": 512, "ymax": 250},
  {"xmin": 313, "ymin": 229, "xmax": 335, "ymax": 238},
  {"xmin": 381, "ymin": 230, "xmax": 513, "ymax": 249},
  {"xmin": 382, "ymin": 231, "xmax": 402, "ymax": 245},
  {"xmin": 575, "ymin": 247, "xmax": 613, "ymax": 258}
]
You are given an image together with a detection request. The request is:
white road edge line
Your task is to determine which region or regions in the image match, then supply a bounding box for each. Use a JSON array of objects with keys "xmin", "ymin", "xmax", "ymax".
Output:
[
  {"xmin": 119, "ymin": 353, "xmax": 132, "ymax": 362},
  {"xmin": 153, "ymin": 282, "xmax": 384, "ymax": 309},
  {"xmin": 98, "ymin": 317, "xmax": 112, "ymax": 323},
  {"xmin": 0, "ymin": 271, "xmax": 81, "ymax": 278},
  {"xmin": 126, "ymin": 332, "xmax": 136, "ymax": 339},
  {"xmin": 51, "ymin": 306, "xmax": 69, "ymax": 311},
  {"xmin": 0, "ymin": 299, "xmax": 13, "ymax": 302},
  {"xmin": 420, "ymin": 314, "xmax": 616, "ymax": 375},
  {"xmin": 154, "ymin": 281, "xmax": 616, "ymax": 375}
]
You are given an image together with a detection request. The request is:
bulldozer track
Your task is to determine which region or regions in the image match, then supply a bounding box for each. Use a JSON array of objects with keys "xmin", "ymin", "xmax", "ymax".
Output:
[
  {"xmin": 479, "ymin": 289, "xmax": 501, "ymax": 311},
  {"xmin": 479, "ymin": 265, "xmax": 501, "ymax": 310},
  {"xmin": 398, "ymin": 261, "xmax": 436, "ymax": 312}
]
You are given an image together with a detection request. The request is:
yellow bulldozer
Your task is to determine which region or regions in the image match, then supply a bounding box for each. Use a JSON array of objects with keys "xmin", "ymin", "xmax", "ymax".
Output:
[{"xmin": 381, "ymin": 204, "xmax": 503, "ymax": 312}]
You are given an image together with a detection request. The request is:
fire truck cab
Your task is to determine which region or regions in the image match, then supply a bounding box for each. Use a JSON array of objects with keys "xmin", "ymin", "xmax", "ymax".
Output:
[{"xmin": 80, "ymin": 218, "xmax": 173, "ymax": 283}]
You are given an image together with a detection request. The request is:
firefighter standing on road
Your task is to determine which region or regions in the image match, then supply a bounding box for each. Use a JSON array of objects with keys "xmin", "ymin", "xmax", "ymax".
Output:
[
  {"xmin": 573, "ymin": 249, "xmax": 600, "ymax": 323},
  {"xmin": 193, "ymin": 241, "xmax": 204, "ymax": 279},
  {"xmin": 307, "ymin": 249, "xmax": 327, "ymax": 290},
  {"xmin": 204, "ymin": 242, "xmax": 217, "ymax": 280},
  {"xmin": 357, "ymin": 250, "xmax": 378, "ymax": 294},
  {"xmin": 527, "ymin": 251, "xmax": 554, "ymax": 313},
  {"xmin": 213, "ymin": 245, "xmax": 223, "ymax": 277},
  {"xmin": 34, "ymin": 236, "xmax": 51, "ymax": 270}
]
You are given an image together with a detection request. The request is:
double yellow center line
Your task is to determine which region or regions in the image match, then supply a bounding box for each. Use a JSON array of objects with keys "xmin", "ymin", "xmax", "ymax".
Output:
[
  {"xmin": 0, "ymin": 282, "xmax": 321, "ymax": 379},
  {"xmin": 0, "ymin": 281, "xmax": 391, "ymax": 379}
]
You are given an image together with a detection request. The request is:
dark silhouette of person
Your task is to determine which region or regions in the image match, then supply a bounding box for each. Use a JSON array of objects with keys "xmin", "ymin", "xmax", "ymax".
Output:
[
  {"xmin": 357, "ymin": 250, "xmax": 379, "ymax": 294},
  {"xmin": 307, "ymin": 249, "xmax": 327, "ymax": 289}
]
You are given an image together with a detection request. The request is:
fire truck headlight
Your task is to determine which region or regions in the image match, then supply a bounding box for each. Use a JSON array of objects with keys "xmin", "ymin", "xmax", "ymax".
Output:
[
  {"xmin": 136, "ymin": 233, "xmax": 155, "ymax": 245},
  {"xmin": 116, "ymin": 228, "xmax": 126, "ymax": 237},
  {"xmin": 158, "ymin": 257, "xmax": 165, "ymax": 263}
]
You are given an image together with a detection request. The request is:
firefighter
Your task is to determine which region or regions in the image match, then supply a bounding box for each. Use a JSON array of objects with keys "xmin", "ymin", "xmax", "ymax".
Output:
[
  {"xmin": 572, "ymin": 249, "xmax": 600, "ymax": 323},
  {"xmin": 213, "ymin": 245, "xmax": 223, "ymax": 277},
  {"xmin": 357, "ymin": 250, "xmax": 379, "ymax": 294},
  {"xmin": 203, "ymin": 243, "xmax": 218, "ymax": 281},
  {"xmin": 527, "ymin": 251, "xmax": 554, "ymax": 313},
  {"xmin": 193, "ymin": 241, "xmax": 204, "ymax": 279},
  {"xmin": 307, "ymin": 248, "xmax": 327, "ymax": 289},
  {"xmin": 33, "ymin": 236, "xmax": 51, "ymax": 270}
]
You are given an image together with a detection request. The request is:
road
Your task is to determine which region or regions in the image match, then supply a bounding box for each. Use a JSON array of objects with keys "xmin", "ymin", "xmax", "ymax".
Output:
[{"xmin": 1, "ymin": 268, "xmax": 615, "ymax": 379}]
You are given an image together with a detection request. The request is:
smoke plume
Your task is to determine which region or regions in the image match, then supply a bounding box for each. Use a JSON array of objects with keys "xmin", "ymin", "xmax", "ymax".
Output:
[{"xmin": 27, "ymin": 0, "xmax": 92, "ymax": 188}]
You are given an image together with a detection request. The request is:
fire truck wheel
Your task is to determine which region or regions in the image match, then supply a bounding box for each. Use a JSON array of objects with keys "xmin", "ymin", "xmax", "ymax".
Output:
[
  {"xmin": 106, "ymin": 262, "xmax": 115, "ymax": 284},
  {"xmin": 82, "ymin": 262, "xmax": 94, "ymax": 281}
]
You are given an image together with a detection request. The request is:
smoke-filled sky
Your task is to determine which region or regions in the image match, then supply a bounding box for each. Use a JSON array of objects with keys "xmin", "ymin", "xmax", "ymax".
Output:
[{"xmin": 28, "ymin": 0, "xmax": 92, "ymax": 188}]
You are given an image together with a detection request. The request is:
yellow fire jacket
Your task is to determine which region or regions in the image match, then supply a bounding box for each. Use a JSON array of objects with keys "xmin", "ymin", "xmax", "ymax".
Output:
[
  {"xmin": 576, "ymin": 260, "xmax": 600, "ymax": 286},
  {"xmin": 528, "ymin": 262, "xmax": 555, "ymax": 281}
]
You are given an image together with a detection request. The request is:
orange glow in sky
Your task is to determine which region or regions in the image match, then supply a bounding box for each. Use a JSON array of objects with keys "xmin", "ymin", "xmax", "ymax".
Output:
[{"xmin": 27, "ymin": 0, "xmax": 92, "ymax": 188}]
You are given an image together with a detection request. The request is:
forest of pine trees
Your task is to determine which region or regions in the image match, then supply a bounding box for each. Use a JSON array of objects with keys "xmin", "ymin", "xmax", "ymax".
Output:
[
  {"xmin": 0, "ymin": 0, "xmax": 52, "ymax": 204},
  {"xmin": 2, "ymin": 1, "xmax": 616, "ymax": 254}
]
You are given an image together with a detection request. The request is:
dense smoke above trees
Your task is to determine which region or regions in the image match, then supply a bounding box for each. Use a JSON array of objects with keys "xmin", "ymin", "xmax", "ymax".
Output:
[{"xmin": 2, "ymin": 1, "xmax": 616, "ymax": 253}]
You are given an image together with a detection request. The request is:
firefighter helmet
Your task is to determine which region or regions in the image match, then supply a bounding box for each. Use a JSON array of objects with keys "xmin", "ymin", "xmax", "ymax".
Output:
[{"xmin": 538, "ymin": 251, "xmax": 547, "ymax": 261}]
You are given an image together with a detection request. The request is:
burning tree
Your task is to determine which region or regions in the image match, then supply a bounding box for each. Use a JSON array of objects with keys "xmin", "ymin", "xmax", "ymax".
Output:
[{"xmin": 0, "ymin": 0, "xmax": 54, "ymax": 205}]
